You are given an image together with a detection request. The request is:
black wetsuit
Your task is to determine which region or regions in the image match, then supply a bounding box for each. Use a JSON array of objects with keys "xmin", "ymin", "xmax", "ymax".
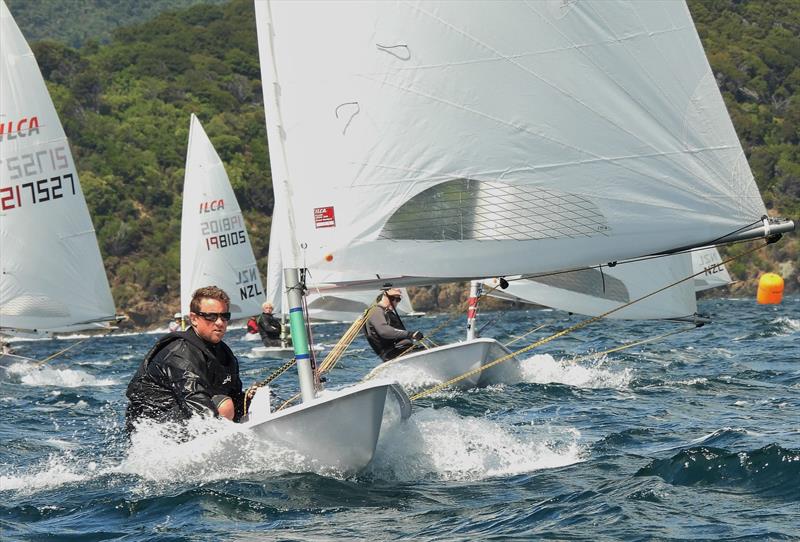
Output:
[
  {"xmin": 125, "ymin": 328, "xmax": 244, "ymax": 432},
  {"xmin": 363, "ymin": 305, "xmax": 418, "ymax": 361},
  {"xmin": 257, "ymin": 312, "xmax": 283, "ymax": 347}
]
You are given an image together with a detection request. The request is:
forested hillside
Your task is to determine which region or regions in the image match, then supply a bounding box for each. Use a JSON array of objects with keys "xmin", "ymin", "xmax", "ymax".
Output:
[
  {"xmin": 8, "ymin": 0, "xmax": 799, "ymax": 327},
  {"xmin": 5, "ymin": 0, "xmax": 226, "ymax": 48}
]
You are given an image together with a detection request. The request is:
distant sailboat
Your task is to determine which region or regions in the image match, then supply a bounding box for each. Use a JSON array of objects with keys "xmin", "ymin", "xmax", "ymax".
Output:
[
  {"xmin": 0, "ymin": 1, "xmax": 117, "ymax": 349},
  {"xmin": 254, "ymin": 0, "xmax": 793, "ymax": 400},
  {"xmin": 180, "ymin": 114, "xmax": 265, "ymax": 321}
]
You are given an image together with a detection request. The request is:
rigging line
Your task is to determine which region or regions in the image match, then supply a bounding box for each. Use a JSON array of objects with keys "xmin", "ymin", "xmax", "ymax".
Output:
[
  {"xmin": 503, "ymin": 323, "xmax": 549, "ymax": 348},
  {"xmin": 409, "ymin": 240, "xmax": 770, "ymax": 401},
  {"xmin": 276, "ymin": 391, "xmax": 301, "ymax": 412},
  {"xmin": 568, "ymin": 324, "xmax": 699, "ymax": 364},
  {"xmin": 510, "ymin": 219, "xmax": 764, "ymax": 283},
  {"xmin": 243, "ymin": 356, "xmax": 297, "ymax": 415},
  {"xmin": 316, "ymin": 303, "xmax": 373, "ymax": 376},
  {"xmin": 31, "ymin": 329, "xmax": 113, "ymax": 368}
]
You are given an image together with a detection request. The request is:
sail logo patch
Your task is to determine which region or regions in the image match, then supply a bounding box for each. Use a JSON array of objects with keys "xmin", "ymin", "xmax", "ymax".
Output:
[{"xmin": 314, "ymin": 206, "xmax": 336, "ymax": 228}]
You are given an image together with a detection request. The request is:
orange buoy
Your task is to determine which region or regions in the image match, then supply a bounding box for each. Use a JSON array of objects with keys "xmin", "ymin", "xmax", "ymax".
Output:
[{"xmin": 756, "ymin": 273, "xmax": 784, "ymax": 304}]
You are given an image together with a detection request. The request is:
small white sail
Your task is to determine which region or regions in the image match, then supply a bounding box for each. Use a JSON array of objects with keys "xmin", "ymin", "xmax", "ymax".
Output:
[
  {"xmin": 486, "ymin": 254, "xmax": 697, "ymax": 320},
  {"xmin": 485, "ymin": 247, "xmax": 731, "ymax": 320},
  {"xmin": 692, "ymin": 247, "xmax": 732, "ymax": 292},
  {"xmin": 0, "ymin": 0, "xmax": 116, "ymax": 333},
  {"xmin": 257, "ymin": 0, "xmax": 773, "ymax": 289},
  {"xmin": 179, "ymin": 114, "xmax": 264, "ymax": 319}
]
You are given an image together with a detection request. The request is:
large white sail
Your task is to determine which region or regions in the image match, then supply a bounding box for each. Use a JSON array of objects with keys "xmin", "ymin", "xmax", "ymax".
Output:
[
  {"xmin": 256, "ymin": 0, "xmax": 775, "ymax": 289},
  {"xmin": 0, "ymin": 0, "xmax": 116, "ymax": 333},
  {"xmin": 180, "ymin": 114, "xmax": 264, "ymax": 319}
]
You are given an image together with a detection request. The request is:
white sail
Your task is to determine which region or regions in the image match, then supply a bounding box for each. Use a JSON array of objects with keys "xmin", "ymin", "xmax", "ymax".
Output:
[
  {"xmin": 486, "ymin": 254, "xmax": 697, "ymax": 320},
  {"xmin": 265, "ymin": 198, "xmax": 286, "ymax": 315},
  {"xmin": 266, "ymin": 201, "xmax": 415, "ymax": 322},
  {"xmin": 180, "ymin": 114, "xmax": 264, "ymax": 319},
  {"xmin": 305, "ymin": 288, "xmax": 415, "ymax": 322},
  {"xmin": 256, "ymin": 0, "xmax": 769, "ymax": 289},
  {"xmin": 0, "ymin": 0, "xmax": 116, "ymax": 333},
  {"xmin": 692, "ymin": 247, "xmax": 732, "ymax": 291},
  {"xmin": 485, "ymin": 246, "xmax": 732, "ymax": 320}
]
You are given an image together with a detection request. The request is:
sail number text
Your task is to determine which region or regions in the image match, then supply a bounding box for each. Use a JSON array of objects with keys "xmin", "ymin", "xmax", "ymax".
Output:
[
  {"xmin": 201, "ymin": 215, "xmax": 247, "ymax": 251},
  {"xmin": 1, "ymin": 173, "xmax": 76, "ymax": 210}
]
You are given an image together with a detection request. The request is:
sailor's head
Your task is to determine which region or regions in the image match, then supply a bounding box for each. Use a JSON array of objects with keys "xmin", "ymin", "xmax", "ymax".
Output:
[
  {"xmin": 382, "ymin": 287, "xmax": 402, "ymax": 306},
  {"xmin": 173, "ymin": 312, "xmax": 182, "ymax": 321},
  {"xmin": 262, "ymin": 302, "xmax": 274, "ymax": 314},
  {"xmin": 189, "ymin": 285, "xmax": 231, "ymax": 344}
]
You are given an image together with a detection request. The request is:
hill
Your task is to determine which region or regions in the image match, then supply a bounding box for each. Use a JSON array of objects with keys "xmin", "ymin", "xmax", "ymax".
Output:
[{"xmin": 8, "ymin": 0, "xmax": 798, "ymax": 327}]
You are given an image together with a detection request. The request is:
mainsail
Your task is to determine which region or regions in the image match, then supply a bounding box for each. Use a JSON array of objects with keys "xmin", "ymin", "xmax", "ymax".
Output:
[
  {"xmin": 257, "ymin": 0, "xmax": 790, "ymax": 289},
  {"xmin": 180, "ymin": 114, "xmax": 264, "ymax": 319},
  {"xmin": 0, "ymin": 0, "xmax": 116, "ymax": 333}
]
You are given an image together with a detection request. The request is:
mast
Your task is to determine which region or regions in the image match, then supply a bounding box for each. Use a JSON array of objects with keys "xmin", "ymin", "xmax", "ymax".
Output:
[
  {"xmin": 256, "ymin": 0, "xmax": 316, "ymax": 402},
  {"xmin": 466, "ymin": 280, "xmax": 481, "ymax": 341}
]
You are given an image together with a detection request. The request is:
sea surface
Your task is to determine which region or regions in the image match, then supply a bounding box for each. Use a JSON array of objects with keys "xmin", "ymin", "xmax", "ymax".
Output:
[{"xmin": 1, "ymin": 297, "xmax": 798, "ymax": 541}]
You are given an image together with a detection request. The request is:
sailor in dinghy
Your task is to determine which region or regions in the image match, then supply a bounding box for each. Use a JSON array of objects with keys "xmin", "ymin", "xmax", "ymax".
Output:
[
  {"xmin": 364, "ymin": 288, "xmax": 425, "ymax": 362},
  {"xmin": 125, "ymin": 286, "xmax": 246, "ymax": 433}
]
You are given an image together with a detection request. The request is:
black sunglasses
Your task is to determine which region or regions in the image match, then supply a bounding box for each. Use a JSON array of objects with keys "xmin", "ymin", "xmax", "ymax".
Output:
[
  {"xmin": 194, "ymin": 311, "xmax": 232, "ymax": 322},
  {"xmin": 388, "ymin": 295, "xmax": 402, "ymax": 302}
]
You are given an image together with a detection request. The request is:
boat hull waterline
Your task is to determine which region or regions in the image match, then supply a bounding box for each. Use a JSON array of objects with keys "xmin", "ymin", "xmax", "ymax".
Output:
[
  {"xmin": 245, "ymin": 380, "xmax": 410, "ymax": 475},
  {"xmin": 365, "ymin": 338, "xmax": 522, "ymax": 392}
]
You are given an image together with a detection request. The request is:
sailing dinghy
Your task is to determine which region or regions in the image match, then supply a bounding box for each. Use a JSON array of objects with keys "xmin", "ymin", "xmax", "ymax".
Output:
[
  {"xmin": 254, "ymin": 0, "xmax": 793, "ymax": 399},
  {"xmin": 0, "ymin": 0, "xmax": 118, "ymax": 360},
  {"xmin": 180, "ymin": 114, "xmax": 265, "ymax": 323}
]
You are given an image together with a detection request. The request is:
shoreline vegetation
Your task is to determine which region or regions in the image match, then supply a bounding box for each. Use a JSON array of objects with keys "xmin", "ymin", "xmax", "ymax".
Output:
[{"xmin": 6, "ymin": 0, "xmax": 798, "ymax": 330}]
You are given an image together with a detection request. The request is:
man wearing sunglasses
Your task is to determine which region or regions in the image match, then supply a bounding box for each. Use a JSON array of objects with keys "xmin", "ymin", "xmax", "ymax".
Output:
[
  {"xmin": 125, "ymin": 285, "xmax": 245, "ymax": 433},
  {"xmin": 363, "ymin": 287, "xmax": 424, "ymax": 362}
]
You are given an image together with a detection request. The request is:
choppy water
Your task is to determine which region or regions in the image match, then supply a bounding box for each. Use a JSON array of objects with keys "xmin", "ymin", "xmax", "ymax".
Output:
[{"xmin": 1, "ymin": 297, "xmax": 798, "ymax": 540}]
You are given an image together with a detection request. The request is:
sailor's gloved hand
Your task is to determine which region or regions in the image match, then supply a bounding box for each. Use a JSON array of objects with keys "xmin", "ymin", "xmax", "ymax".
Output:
[{"xmin": 411, "ymin": 331, "xmax": 424, "ymax": 340}]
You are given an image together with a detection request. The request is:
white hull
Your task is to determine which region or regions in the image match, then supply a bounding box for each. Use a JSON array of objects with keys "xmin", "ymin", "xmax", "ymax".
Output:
[
  {"xmin": 365, "ymin": 338, "xmax": 521, "ymax": 391},
  {"xmin": 246, "ymin": 343, "xmax": 322, "ymax": 359},
  {"xmin": 245, "ymin": 381, "xmax": 410, "ymax": 475}
]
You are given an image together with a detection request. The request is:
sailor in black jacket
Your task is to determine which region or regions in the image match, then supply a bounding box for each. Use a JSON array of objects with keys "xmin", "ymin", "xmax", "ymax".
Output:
[
  {"xmin": 363, "ymin": 288, "xmax": 424, "ymax": 362},
  {"xmin": 125, "ymin": 286, "xmax": 245, "ymax": 433}
]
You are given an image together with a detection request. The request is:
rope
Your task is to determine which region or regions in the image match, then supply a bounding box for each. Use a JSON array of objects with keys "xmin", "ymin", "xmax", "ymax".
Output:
[
  {"xmin": 316, "ymin": 302, "xmax": 374, "ymax": 376},
  {"xmin": 568, "ymin": 324, "xmax": 698, "ymax": 363},
  {"xmin": 31, "ymin": 334, "xmax": 103, "ymax": 368},
  {"xmin": 243, "ymin": 356, "xmax": 298, "ymax": 414},
  {"xmin": 503, "ymin": 323, "xmax": 549, "ymax": 348},
  {"xmin": 409, "ymin": 240, "xmax": 770, "ymax": 401}
]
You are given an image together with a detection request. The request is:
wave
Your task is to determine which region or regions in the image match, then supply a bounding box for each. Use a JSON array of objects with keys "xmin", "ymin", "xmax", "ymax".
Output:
[
  {"xmin": 367, "ymin": 407, "xmax": 584, "ymax": 481},
  {"xmin": 518, "ymin": 353, "xmax": 633, "ymax": 390},
  {"xmin": 636, "ymin": 443, "xmax": 800, "ymax": 498},
  {"xmin": 4, "ymin": 362, "xmax": 117, "ymax": 387}
]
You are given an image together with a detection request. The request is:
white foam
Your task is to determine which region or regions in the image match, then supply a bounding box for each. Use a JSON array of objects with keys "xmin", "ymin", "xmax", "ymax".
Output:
[
  {"xmin": 6, "ymin": 362, "xmax": 117, "ymax": 387},
  {"xmin": 368, "ymin": 407, "xmax": 584, "ymax": 481},
  {"xmin": 0, "ymin": 454, "xmax": 90, "ymax": 492},
  {"xmin": 772, "ymin": 317, "xmax": 800, "ymax": 333},
  {"xmin": 518, "ymin": 353, "xmax": 633, "ymax": 389}
]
